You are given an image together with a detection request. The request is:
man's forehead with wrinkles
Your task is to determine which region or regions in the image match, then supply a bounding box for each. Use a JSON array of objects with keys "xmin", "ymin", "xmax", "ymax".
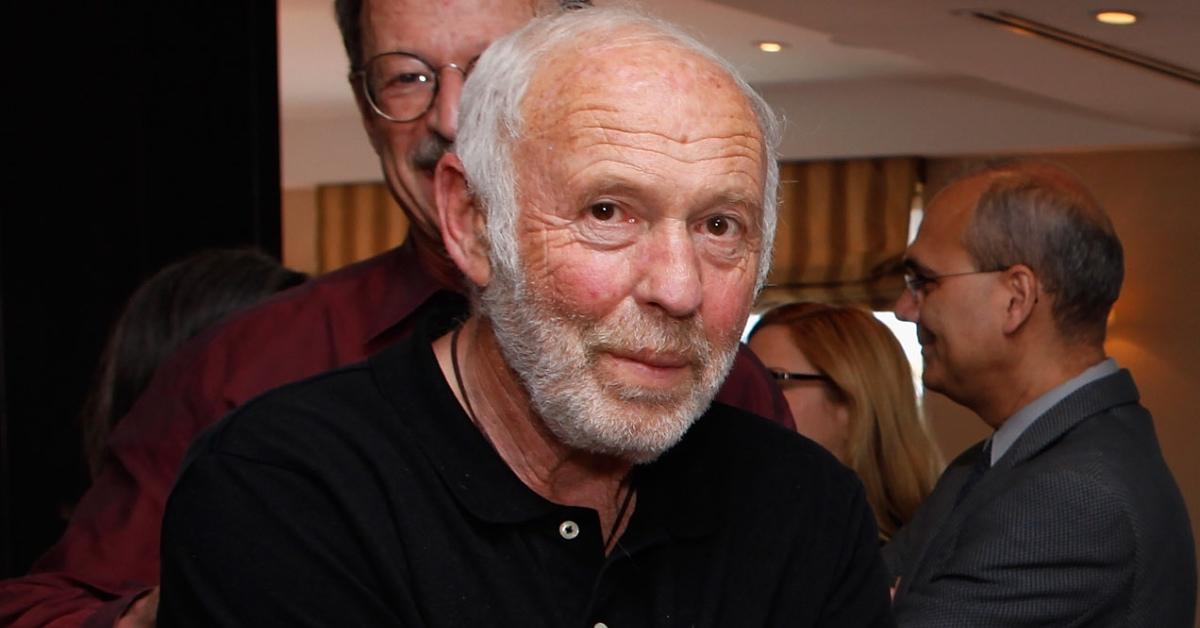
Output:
[
  {"xmin": 513, "ymin": 39, "xmax": 766, "ymax": 207},
  {"xmin": 521, "ymin": 40, "xmax": 764, "ymax": 156}
]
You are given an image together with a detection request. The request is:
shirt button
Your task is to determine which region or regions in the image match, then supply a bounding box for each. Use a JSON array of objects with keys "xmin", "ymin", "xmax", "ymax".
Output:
[{"xmin": 559, "ymin": 520, "xmax": 580, "ymax": 540}]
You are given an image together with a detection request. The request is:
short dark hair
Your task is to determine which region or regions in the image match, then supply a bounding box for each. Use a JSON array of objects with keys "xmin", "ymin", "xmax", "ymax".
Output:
[
  {"xmin": 334, "ymin": 0, "xmax": 364, "ymax": 70},
  {"xmin": 81, "ymin": 249, "xmax": 307, "ymax": 477},
  {"xmin": 333, "ymin": 0, "xmax": 592, "ymax": 71},
  {"xmin": 963, "ymin": 160, "xmax": 1123, "ymax": 345}
]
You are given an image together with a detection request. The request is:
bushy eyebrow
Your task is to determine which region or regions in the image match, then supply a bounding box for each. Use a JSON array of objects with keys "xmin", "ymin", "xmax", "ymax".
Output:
[{"xmin": 713, "ymin": 191, "xmax": 761, "ymax": 213}]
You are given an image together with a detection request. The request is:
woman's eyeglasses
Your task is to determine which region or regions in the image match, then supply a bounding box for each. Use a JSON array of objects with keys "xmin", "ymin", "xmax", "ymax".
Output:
[{"xmin": 768, "ymin": 369, "xmax": 832, "ymax": 383}]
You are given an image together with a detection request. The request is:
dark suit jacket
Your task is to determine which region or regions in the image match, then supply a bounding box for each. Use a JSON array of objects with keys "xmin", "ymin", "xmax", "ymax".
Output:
[{"xmin": 884, "ymin": 370, "xmax": 1196, "ymax": 627}]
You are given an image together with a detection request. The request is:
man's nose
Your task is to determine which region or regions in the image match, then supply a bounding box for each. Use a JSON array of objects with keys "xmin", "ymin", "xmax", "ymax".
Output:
[
  {"xmin": 894, "ymin": 288, "xmax": 919, "ymax": 323},
  {"xmin": 426, "ymin": 66, "xmax": 465, "ymax": 141},
  {"xmin": 634, "ymin": 226, "xmax": 704, "ymax": 318}
]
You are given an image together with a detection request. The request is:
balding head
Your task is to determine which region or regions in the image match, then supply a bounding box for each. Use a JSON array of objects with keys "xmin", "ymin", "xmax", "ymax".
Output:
[
  {"xmin": 454, "ymin": 6, "xmax": 781, "ymax": 291},
  {"xmin": 435, "ymin": 6, "xmax": 778, "ymax": 461},
  {"xmin": 960, "ymin": 160, "xmax": 1123, "ymax": 346}
]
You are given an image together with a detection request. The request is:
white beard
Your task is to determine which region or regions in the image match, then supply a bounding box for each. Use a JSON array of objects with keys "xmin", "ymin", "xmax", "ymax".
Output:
[{"xmin": 480, "ymin": 263, "xmax": 740, "ymax": 463}]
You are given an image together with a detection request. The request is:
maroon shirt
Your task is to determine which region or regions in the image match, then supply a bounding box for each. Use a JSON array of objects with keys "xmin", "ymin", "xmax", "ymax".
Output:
[{"xmin": 0, "ymin": 242, "xmax": 793, "ymax": 628}]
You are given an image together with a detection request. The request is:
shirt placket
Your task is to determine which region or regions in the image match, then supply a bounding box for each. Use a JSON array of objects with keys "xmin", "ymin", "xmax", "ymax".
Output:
[
  {"xmin": 578, "ymin": 511, "xmax": 677, "ymax": 628},
  {"xmin": 526, "ymin": 505, "xmax": 607, "ymax": 625}
]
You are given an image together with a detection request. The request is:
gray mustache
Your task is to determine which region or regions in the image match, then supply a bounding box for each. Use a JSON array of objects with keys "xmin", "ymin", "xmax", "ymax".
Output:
[{"xmin": 412, "ymin": 135, "xmax": 452, "ymax": 171}]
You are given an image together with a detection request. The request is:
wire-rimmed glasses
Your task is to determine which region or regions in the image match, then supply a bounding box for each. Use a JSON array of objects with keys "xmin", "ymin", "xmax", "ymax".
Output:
[
  {"xmin": 352, "ymin": 51, "xmax": 469, "ymax": 123},
  {"xmin": 902, "ymin": 267, "xmax": 1007, "ymax": 299}
]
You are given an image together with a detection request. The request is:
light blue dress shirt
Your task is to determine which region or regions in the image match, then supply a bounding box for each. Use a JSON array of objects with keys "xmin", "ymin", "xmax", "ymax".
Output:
[{"xmin": 989, "ymin": 358, "xmax": 1119, "ymax": 466}]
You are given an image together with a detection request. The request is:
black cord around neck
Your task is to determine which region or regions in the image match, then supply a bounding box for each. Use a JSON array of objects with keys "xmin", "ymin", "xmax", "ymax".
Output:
[
  {"xmin": 450, "ymin": 325, "xmax": 480, "ymax": 426},
  {"xmin": 605, "ymin": 479, "xmax": 636, "ymax": 554}
]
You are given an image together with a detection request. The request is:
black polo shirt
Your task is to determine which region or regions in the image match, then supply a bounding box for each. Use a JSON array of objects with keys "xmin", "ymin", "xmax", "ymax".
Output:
[{"xmin": 160, "ymin": 297, "xmax": 894, "ymax": 627}]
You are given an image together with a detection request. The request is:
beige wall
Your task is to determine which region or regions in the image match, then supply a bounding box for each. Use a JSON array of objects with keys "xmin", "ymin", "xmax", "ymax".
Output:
[
  {"xmin": 925, "ymin": 147, "xmax": 1200, "ymax": 594},
  {"xmin": 282, "ymin": 186, "xmax": 320, "ymax": 276}
]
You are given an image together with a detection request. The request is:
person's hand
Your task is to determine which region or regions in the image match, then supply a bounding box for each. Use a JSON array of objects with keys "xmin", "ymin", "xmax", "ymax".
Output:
[{"xmin": 116, "ymin": 586, "xmax": 159, "ymax": 628}]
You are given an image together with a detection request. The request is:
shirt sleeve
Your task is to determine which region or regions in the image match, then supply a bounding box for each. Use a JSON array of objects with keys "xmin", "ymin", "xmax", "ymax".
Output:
[
  {"xmin": 763, "ymin": 467, "xmax": 895, "ymax": 628},
  {"xmin": 0, "ymin": 362, "xmax": 229, "ymax": 628},
  {"xmin": 813, "ymin": 482, "xmax": 896, "ymax": 628},
  {"xmin": 714, "ymin": 343, "xmax": 795, "ymax": 430},
  {"xmin": 891, "ymin": 468, "xmax": 1136, "ymax": 626},
  {"xmin": 158, "ymin": 447, "xmax": 411, "ymax": 627}
]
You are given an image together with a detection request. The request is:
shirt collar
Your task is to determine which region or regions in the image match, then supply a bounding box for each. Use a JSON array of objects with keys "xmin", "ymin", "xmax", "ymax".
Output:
[
  {"xmin": 991, "ymin": 358, "xmax": 1119, "ymax": 465},
  {"xmin": 364, "ymin": 241, "xmax": 445, "ymax": 351}
]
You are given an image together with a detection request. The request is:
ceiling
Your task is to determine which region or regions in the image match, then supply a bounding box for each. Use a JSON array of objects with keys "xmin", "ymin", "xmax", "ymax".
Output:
[
  {"xmin": 702, "ymin": 0, "xmax": 1200, "ymax": 135},
  {"xmin": 279, "ymin": 0, "xmax": 1199, "ymax": 187}
]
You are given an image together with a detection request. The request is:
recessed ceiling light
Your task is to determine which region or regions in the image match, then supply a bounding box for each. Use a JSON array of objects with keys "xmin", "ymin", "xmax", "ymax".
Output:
[
  {"xmin": 756, "ymin": 41, "xmax": 784, "ymax": 53},
  {"xmin": 1094, "ymin": 10, "xmax": 1138, "ymax": 25}
]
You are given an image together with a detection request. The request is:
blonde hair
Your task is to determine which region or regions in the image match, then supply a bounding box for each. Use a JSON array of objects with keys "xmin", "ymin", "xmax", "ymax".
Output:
[{"xmin": 752, "ymin": 302, "xmax": 943, "ymax": 540}]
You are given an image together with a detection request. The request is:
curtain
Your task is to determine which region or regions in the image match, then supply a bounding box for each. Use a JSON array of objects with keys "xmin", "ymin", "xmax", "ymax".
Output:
[
  {"xmin": 759, "ymin": 157, "xmax": 919, "ymax": 311},
  {"xmin": 314, "ymin": 182, "xmax": 408, "ymax": 274}
]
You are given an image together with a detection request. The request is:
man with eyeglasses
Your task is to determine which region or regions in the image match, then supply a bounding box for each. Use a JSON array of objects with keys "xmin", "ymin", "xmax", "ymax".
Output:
[
  {"xmin": 0, "ymin": 1, "xmax": 791, "ymax": 627},
  {"xmin": 884, "ymin": 161, "xmax": 1195, "ymax": 626}
]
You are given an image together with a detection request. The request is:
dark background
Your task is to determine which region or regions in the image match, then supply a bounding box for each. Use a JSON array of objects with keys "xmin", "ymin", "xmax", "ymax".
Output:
[{"xmin": 3, "ymin": 0, "xmax": 281, "ymax": 576}]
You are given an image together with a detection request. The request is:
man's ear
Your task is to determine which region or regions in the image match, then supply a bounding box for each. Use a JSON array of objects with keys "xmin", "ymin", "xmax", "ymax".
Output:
[
  {"xmin": 1001, "ymin": 264, "xmax": 1039, "ymax": 335},
  {"xmin": 435, "ymin": 154, "xmax": 492, "ymax": 287}
]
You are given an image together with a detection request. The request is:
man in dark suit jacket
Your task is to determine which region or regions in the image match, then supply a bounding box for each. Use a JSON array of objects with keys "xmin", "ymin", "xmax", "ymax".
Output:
[{"xmin": 886, "ymin": 160, "xmax": 1196, "ymax": 626}]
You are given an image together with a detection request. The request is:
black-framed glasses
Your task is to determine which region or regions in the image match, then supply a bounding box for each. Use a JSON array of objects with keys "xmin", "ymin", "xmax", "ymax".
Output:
[
  {"xmin": 351, "ymin": 51, "xmax": 470, "ymax": 123},
  {"xmin": 768, "ymin": 368, "xmax": 832, "ymax": 383},
  {"xmin": 903, "ymin": 267, "xmax": 1006, "ymax": 298}
]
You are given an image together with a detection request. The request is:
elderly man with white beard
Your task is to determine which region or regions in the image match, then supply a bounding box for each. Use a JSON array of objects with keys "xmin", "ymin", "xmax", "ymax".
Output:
[{"xmin": 157, "ymin": 7, "xmax": 893, "ymax": 627}]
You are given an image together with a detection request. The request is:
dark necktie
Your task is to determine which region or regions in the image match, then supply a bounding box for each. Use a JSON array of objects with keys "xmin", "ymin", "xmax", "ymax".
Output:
[{"xmin": 953, "ymin": 440, "xmax": 992, "ymax": 509}]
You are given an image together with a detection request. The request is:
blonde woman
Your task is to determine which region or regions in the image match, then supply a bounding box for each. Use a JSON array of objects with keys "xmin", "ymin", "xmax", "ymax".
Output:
[{"xmin": 749, "ymin": 302, "xmax": 943, "ymax": 541}]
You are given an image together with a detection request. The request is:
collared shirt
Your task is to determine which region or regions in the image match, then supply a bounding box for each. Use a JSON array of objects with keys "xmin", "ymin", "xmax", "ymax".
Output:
[
  {"xmin": 1, "ymin": 244, "xmax": 794, "ymax": 628},
  {"xmin": 990, "ymin": 358, "xmax": 1119, "ymax": 466},
  {"xmin": 159, "ymin": 298, "xmax": 891, "ymax": 627}
]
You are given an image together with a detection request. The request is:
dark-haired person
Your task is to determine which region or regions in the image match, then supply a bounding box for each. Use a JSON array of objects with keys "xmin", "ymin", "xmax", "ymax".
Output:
[
  {"xmin": 885, "ymin": 161, "xmax": 1195, "ymax": 626},
  {"xmin": 80, "ymin": 248, "xmax": 307, "ymax": 479},
  {"xmin": 0, "ymin": 1, "xmax": 791, "ymax": 627}
]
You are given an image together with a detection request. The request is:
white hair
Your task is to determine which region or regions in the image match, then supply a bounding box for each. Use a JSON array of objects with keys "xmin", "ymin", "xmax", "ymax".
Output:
[{"xmin": 455, "ymin": 5, "xmax": 781, "ymax": 290}]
